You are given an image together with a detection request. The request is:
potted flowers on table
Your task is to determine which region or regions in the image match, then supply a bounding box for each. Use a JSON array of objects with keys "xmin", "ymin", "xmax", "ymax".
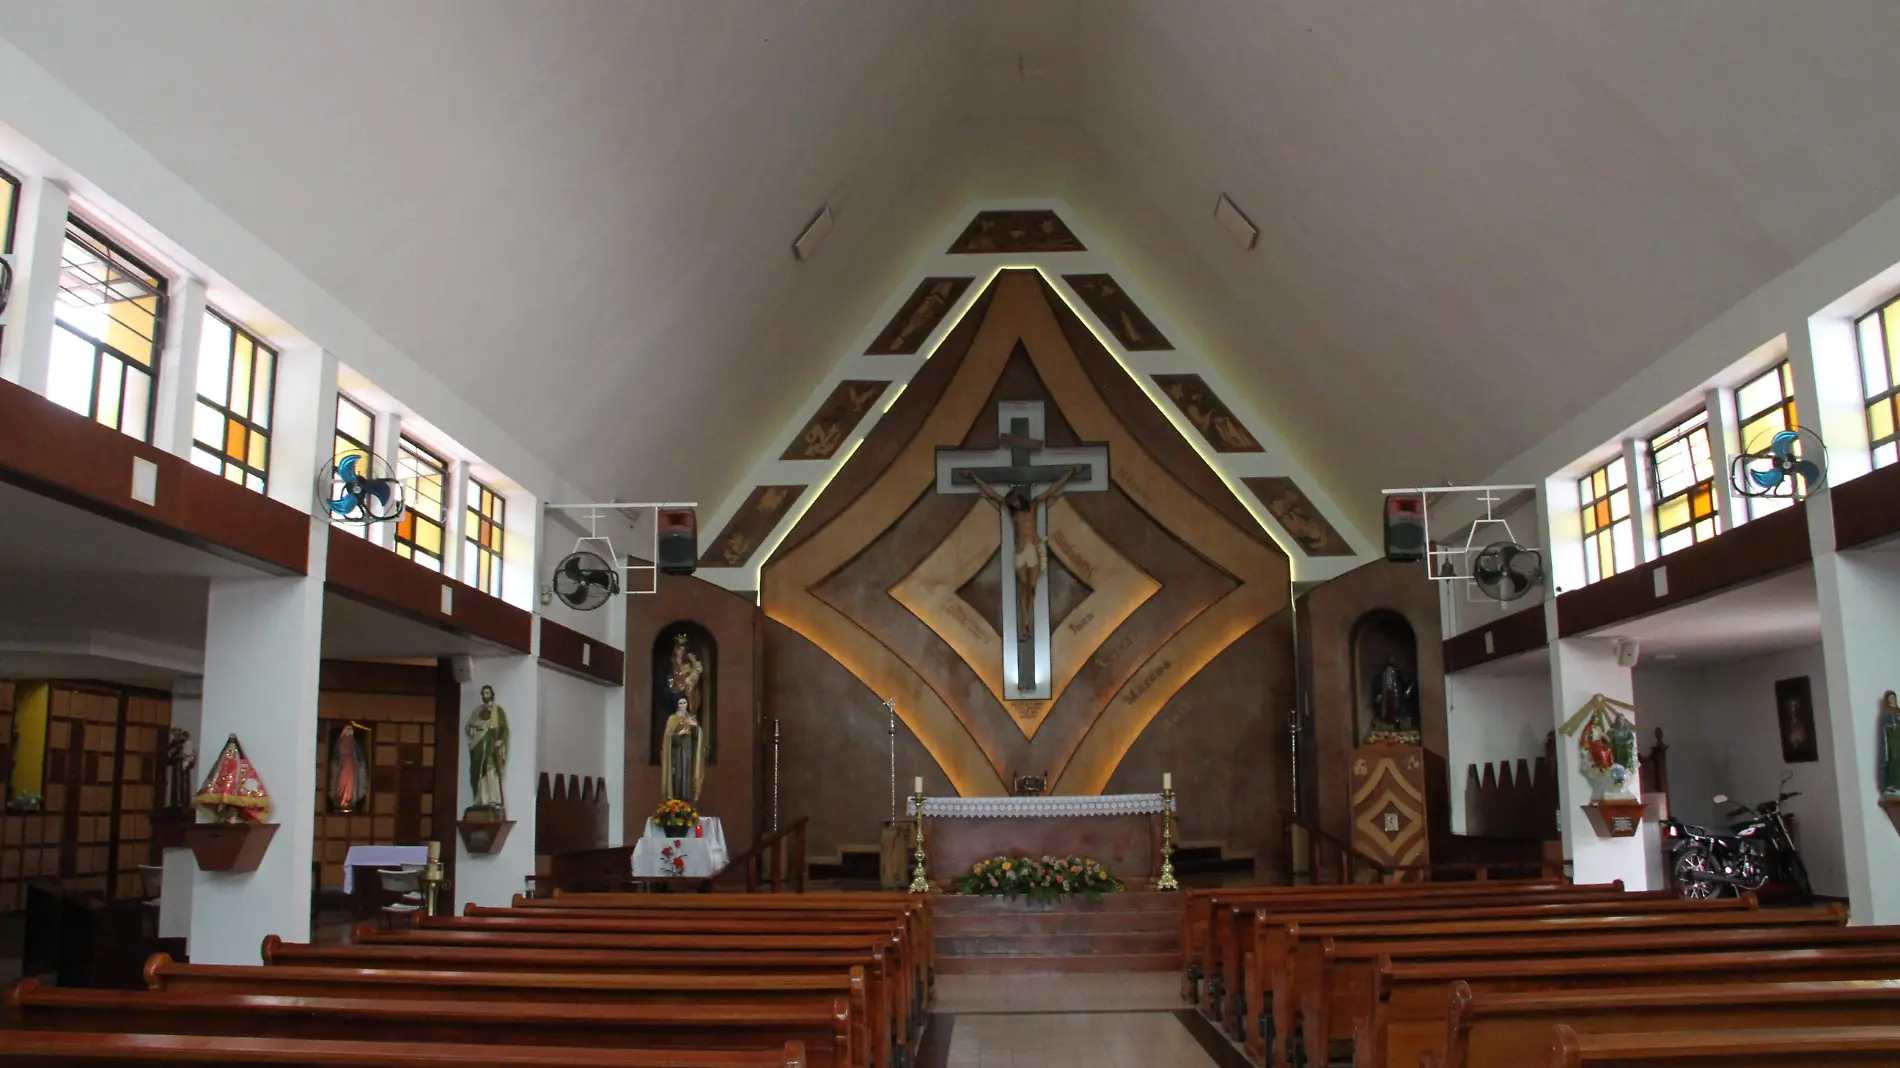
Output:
[{"xmin": 653, "ymin": 798, "xmax": 698, "ymax": 839}]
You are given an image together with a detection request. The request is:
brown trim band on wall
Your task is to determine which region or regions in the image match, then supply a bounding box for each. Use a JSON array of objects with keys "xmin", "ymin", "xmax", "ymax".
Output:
[
  {"xmin": 1555, "ymin": 502, "xmax": 1811, "ymax": 638},
  {"xmin": 1830, "ymin": 462, "xmax": 1900, "ymax": 551},
  {"xmin": 1443, "ymin": 602, "xmax": 1549, "ymax": 674},
  {"xmin": 537, "ymin": 617, "xmax": 625, "ymax": 687},
  {"xmin": 0, "ymin": 377, "xmax": 308, "ymax": 574},
  {"xmin": 324, "ymin": 527, "xmax": 533, "ymax": 652}
]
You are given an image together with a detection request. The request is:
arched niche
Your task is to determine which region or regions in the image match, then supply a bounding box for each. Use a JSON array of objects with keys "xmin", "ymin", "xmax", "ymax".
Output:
[
  {"xmin": 1351, "ymin": 609, "xmax": 1421, "ymax": 745},
  {"xmin": 649, "ymin": 621, "xmax": 717, "ymax": 766}
]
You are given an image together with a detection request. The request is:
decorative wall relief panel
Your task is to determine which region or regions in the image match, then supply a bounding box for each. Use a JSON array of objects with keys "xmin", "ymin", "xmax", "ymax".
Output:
[
  {"xmin": 698, "ymin": 484, "xmax": 806, "ymax": 568},
  {"xmin": 780, "ymin": 380, "xmax": 889, "ymax": 461},
  {"xmin": 868, "ymin": 278, "xmax": 973, "ymax": 355},
  {"xmin": 1152, "ymin": 374, "xmax": 1263, "ymax": 453},
  {"xmin": 948, "ymin": 211, "xmax": 1087, "ymax": 254},
  {"xmin": 1244, "ymin": 476, "xmax": 1354, "ymax": 557},
  {"xmin": 1063, "ymin": 274, "xmax": 1172, "ymax": 351},
  {"xmin": 762, "ymin": 270, "xmax": 1292, "ymax": 863}
]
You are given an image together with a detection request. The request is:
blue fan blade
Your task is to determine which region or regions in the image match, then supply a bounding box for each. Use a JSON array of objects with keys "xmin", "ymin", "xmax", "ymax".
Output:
[
  {"xmin": 1749, "ymin": 467, "xmax": 1785, "ymax": 490},
  {"xmin": 1790, "ymin": 460, "xmax": 1823, "ymax": 483},
  {"xmin": 327, "ymin": 492, "xmax": 361, "ymax": 517},
  {"xmin": 366, "ymin": 478, "xmax": 395, "ymax": 506},
  {"xmin": 1769, "ymin": 430, "xmax": 1801, "ymax": 458},
  {"xmin": 336, "ymin": 453, "xmax": 363, "ymax": 482}
]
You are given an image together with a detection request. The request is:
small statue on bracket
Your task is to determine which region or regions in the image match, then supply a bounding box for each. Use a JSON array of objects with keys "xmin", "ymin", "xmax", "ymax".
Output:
[
  {"xmin": 465, "ymin": 685, "xmax": 510, "ymax": 820},
  {"xmin": 163, "ymin": 728, "xmax": 197, "ymax": 814},
  {"xmin": 1879, "ymin": 691, "xmax": 1900, "ymax": 799}
]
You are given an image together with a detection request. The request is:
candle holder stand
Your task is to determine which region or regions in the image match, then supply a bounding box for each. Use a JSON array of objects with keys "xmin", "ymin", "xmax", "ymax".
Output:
[
  {"xmin": 907, "ymin": 790, "xmax": 931, "ymax": 894},
  {"xmin": 1155, "ymin": 785, "xmax": 1180, "ymax": 892}
]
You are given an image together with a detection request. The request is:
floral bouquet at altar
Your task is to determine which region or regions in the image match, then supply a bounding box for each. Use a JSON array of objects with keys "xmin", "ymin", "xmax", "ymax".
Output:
[
  {"xmin": 652, "ymin": 798, "xmax": 698, "ymax": 837},
  {"xmin": 956, "ymin": 854, "xmax": 1124, "ymax": 901}
]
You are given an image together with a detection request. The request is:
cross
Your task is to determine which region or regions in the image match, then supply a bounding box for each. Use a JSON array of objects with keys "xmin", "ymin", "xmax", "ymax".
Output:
[{"xmin": 935, "ymin": 401, "xmax": 1109, "ymax": 700}]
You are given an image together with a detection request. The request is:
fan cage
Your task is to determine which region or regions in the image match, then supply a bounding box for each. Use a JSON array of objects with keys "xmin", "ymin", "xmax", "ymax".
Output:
[
  {"xmin": 1382, "ymin": 484, "xmax": 1545, "ymax": 603},
  {"xmin": 542, "ymin": 502, "xmax": 699, "ymax": 597}
]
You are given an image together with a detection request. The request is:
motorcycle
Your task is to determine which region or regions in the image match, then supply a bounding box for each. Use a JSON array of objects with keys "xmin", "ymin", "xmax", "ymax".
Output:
[{"xmin": 1661, "ymin": 769, "xmax": 1813, "ymax": 904}]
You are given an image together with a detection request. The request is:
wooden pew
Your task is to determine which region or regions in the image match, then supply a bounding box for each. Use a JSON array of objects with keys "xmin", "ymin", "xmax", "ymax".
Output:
[
  {"xmin": 1436, "ymin": 979, "xmax": 1900, "ymax": 1068},
  {"xmin": 1284, "ymin": 905, "xmax": 1850, "ymax": 1068},
  {"xmin": 7, "ymin": 983, "xmax": 854, "ymax": 1068},
  {"xmin": 1238, "ymin": 895, "xmax": 1755, "ymax": 1063},
  {"xmin": 144, "ymin": 958, "xmax": 874, "ymax": 1068},
  {"xmin": 1362, "ymin": 942, "xmax": 1900, "ymax": 1068},
  {"xmin": 1545, "ymin": 1024, "xmax": 1900, "ymax": 1067},
  {"xmin": 261, "ymin": 938, "xmax": 905, "ymax": 1068},
  {"xmin": 0, "ymin": 1032, "xmax": 807, "ymax": 1066}
]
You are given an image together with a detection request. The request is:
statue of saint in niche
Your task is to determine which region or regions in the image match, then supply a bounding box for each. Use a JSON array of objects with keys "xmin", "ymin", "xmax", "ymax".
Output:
[
  {"xmin": 668, "ymin": 632, "xmax": 705, "ymax": 718},
  {"xmin": 660, "ymin": 697, "xmax": 708, "ymax": 804},
  {"xmin": 328, "ymin": 722, "xmax": 371, "ymax": 814},
  {"xmin": 1365, "ymin": 658, "xmax": 1421, "ymax": 746}
]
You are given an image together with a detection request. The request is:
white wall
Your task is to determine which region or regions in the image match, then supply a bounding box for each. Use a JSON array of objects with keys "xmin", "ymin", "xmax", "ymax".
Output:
[
  {"xmin": 537, "ymin": 666, "xmax": 608, "ymax": 780},
  {"xmin": 1445, "ymin": 667, "xmax": 1552, "ymax": 833},
  {"xmin": 1634, "ymin": 644, "xmax": 1847, "ymax": 900}
]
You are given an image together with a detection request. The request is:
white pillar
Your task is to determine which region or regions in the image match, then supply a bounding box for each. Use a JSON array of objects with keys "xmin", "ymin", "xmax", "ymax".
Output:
[
  {"xmin": 1549, "ymin": 637, "xmax": 1653, "ymax": 888},
  {"xmin": 0, "ymin": 177, "xmax": 69, "ymax": 391},
  {"xmin": 1622, "ymin": 439, "xmax": 1655, "ymax": 564},
  {"xmin": 268, "ymin": 343, "xmax": 335, "ymax": 514},
  {"xmin": 152, "ymin": 277, "xmax": 208, "ymax": 460},
  {"xmin": 1812, "ymin": 549, "xmax": 1900, "ymax": 924},
  {"xmin": 454, "ymin": 652, "xmax": 539, "ymax": 907},
  {"xmin": 444, "ymin": 458, "xmax": 469, "ymax": 584},
  {"xmin": 1704, "ymin": 386, "xmax": 1742, "ymax": 530},
  {"xmin": 158, "ymin": 675, "xmax": 202, "ymax": 941},
  {"xmin": 371, "ymin": 410, "xmax": 403, "ymax": 551},
  {"xmin": 188, "ymin": 520, "xmax": 327, "ymax": 964}
]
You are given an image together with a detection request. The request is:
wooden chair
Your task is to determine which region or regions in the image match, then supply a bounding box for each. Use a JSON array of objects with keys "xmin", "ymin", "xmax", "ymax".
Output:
[{"xmin": 375, "ymin": 866, "xmax": 425, "ymax": 928}]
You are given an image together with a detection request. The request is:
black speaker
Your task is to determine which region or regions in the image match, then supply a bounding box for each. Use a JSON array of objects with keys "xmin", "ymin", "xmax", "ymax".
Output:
[
  {"xmin": 657, "ymin": 508, "xmax": 698, "ymax": 575},
  {"xmin": 1383, "ymin": 494, "xmax": 1427, "ymax": 563}
]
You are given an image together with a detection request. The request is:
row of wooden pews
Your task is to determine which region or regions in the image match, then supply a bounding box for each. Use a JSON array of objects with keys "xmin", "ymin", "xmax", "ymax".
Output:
[
  {"xmin": 2, "ymin": 891, "xmax": 930, "ymax": 1068},
  {"xmin": 1181, "ymin": 880, "xmax": 1900, "ymax": 1068}
]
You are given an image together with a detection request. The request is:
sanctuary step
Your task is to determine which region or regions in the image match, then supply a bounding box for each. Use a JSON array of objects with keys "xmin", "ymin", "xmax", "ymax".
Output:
[{"xmin": 932, "ymin": 891, "xmax": 1185, "ymax": 974}]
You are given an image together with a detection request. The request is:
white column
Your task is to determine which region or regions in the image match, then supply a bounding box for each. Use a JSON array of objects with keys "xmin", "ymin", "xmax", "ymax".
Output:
[
  {"xmin": 603, "ymin": 540, "xmax": 631, "ymax": 847},
  {"xmin": 268, "ymin": 342, "xmax": 335, "ymax": 514},
  {"xmin": 152, "ymin": 277, "xmax": 208, "ymax": 460},
  {"xmin": 188, "ymin": 519, "xmax": 327, "ymax": 964},
  {"xmin": 1704, "ymin": 386, "xmax": 1742, "ymax": 530},
  {"xmin": 1812, "ymin": 549, "xmax": 1900, "ymax": 924},
  {"xmin": 455, "ymin": 652, "xmax": 539, "ymax": 907},
  {"xmin": 371, "ymin": 410, "xmax": 403, "ymax": 551},
  {"xmin": 1622, "ymin": 439, "xmax": 1655, "ymax": 564},
  {"xmin": 1549, "ymin": 637, "xmax": 1653, "ymax": 888},
  {"xmin": 443, "ymin": 458, "xmax": 469, "ymax": 584},
  {"xmin": 158, "ymin": 675, "xmax": 202, "ymax": 941},
  {"xmin": 0, "ymin": 177, "xmax": 69, "ymax": 391}
]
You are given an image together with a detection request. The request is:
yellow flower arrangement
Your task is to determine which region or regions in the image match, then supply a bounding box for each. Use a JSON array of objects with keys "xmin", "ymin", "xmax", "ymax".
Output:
[{"xmin": 954, "ymin": 854, "xmax": 1124, "ymax": 901}]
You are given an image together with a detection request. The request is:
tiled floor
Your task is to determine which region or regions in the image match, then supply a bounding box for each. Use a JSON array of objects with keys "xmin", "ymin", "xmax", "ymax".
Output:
[
  {"xmin": 933, "ymin": 971, "xmax": 1182, "ymax": 1014},
  {"xmin": 944, "ymin": 1012, "xmax": 1218, "ymax": 1068}
]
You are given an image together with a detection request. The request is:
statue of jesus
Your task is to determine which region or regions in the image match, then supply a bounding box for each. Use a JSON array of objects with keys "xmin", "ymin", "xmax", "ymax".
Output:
[{"xmin": 968, "ymin": 465, "xmax": 1084, "ymax": 640}]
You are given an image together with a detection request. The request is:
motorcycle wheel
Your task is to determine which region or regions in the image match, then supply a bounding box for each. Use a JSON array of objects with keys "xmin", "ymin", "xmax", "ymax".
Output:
[
  {"xmin": 1672, "ymin": 848, "xmax": 1721, "ymax": 899},
  {"xmin": 1783, "ymin": 849, "xmax": 1815, "ymax": 905}
]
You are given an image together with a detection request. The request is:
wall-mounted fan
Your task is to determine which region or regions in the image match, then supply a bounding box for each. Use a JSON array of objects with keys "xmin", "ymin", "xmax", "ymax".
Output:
[
  {"xmin": 1731, "ymin": 427, "xmax": 1826, "ymax": 498},
  {"xmin": 1471, "ymin": 541, "xmax": 1543, "ymax": 602},
  {"xmin": 317, "ymin": 450, "xmax": 405, "ymax": 523},
  {"xmin": 552, "ymin": 550, "xmax": 620, "ymax": 611}
]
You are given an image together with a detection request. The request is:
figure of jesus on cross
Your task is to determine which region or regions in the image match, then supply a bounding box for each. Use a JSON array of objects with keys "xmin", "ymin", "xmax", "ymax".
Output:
[{"xmin": 966, "ymin": 466, "xmax": 1084, "ymax": 641}]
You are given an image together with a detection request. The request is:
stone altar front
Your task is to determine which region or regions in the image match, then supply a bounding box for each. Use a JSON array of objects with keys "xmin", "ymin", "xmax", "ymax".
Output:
[{"xmin": 908, "ymin": 794, "xmax": 1165, "ymax": 885}]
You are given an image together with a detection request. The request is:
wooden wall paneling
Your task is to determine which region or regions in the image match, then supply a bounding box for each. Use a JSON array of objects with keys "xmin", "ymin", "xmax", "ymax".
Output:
[
  {"xmin": 318, "ymin": 661, "xmax": 436, "ymax": 696},
  {"xmin": 0, "ymin": 377, "xmax": 308, "ymax": 574},
  {"xmin": 1555, "ymin": 503, "xmax": 1811, "ymax": 637},
  {"xmin": 866, "ymin": 278, "xmax": 974, "ymax": 355},
  {"xmin": 536, "ymin": 618, "xmax": 625, "ymax": 687},
  {"xmin": 1831, "ymin": 463, "xmax": 1900, "ymax": 550},
  {"xmin": 311, "ymin": 680, "xmax": 437, "ymax": 891},
  {"xmin": 431, "ymin": 659, "xmax": 460, "ymax": 913},
  {"xmin": 535, "ymin": 773, "xmax": 610, "ymax": 855},
  {"xmin": 324, "ymin": 528, "xmax": 532, "ymax": 652},
  {"xmin": 1442, "ymin": 603, "xmax": 1550, "ymax": 674}
]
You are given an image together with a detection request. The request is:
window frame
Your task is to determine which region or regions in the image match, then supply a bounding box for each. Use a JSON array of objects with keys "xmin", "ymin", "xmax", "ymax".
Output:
[
  {"xmin": 191, "ymin": 307, "xmax": 277, "ymax": 493},
  {"xmin": 462, "ymin": 478, "xmax": 506, "ymax": 597},
  {"xmin": 52, "ymin": 214, "xmax": 170, "ymax": 442},
  {"xmin": 1, "ymin": 165, "xmax": 20, "ymax": 255},
  {"xmin": 1733, "ymin": 360, "xmax": 1800, "ymax": 519},
  {"xmin": 393, "ymin": 435, "xmax": 449, "ymax": 572},
  {"xmin": 1647, "ymin": 408, "xmax": 1720, "ymax": 557},
  {"xmin": 1578, "ymin": 457, "xmax": 1633, "ymax": 585},
  {"xmin": 330, "ymin": 393, "xmax": 377, "ymax": 538},
  {"xmin": 1856, "ymin": 296, "xmax": 1900, "ymax": 469}
]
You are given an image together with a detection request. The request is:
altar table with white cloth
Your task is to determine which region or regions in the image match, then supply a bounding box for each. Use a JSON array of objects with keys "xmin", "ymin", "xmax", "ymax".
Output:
[
  {"xmin": 907, "ymin": 793, "xmax": 1166, "ymax": 884},
  {"xmin": 340, "ymin": 845, "xmax": 429, "ymax": 893},
  {"xmin": 631, "ymin": 816, "xmax": 730, "ymax": 878}
]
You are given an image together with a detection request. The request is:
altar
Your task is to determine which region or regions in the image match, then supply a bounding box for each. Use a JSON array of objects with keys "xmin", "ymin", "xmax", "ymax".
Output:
[{"xmin": 907, "ymin": 794, "xmax": 1166, "ymax": 885}]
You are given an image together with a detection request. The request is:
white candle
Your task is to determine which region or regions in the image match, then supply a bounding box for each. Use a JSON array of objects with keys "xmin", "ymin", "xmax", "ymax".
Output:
[
  {"xmin": 1163, "ymin": 772, "xmax": 1171, "ymax": 790},
  {"xmin": 914, "ymin": 776, "xmax": 924, "ymax": 794},
  {"xmin": 427, "ymin": 840, "xmax": 440, "ymax": 863}
]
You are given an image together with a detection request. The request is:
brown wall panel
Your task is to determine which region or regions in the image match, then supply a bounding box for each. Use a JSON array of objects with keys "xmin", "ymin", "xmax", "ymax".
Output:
[
  {"xmin": 0, "ymin": 377, "xmax": 307, "ymax": 574},
  {"xmin": 1831, "ymin": 463, "xmax": 1900, "ymax": 551},
  {"xmin": 324, "ymin": 528, "xmax": 532, "ymax": 652},
  {"xmin": 1443, "ymin": 603, "xmax": 1549, "ymax": 674},
  {"xmin": 537, "ymin": 617, "xmax": 625, "ymax": 687}
]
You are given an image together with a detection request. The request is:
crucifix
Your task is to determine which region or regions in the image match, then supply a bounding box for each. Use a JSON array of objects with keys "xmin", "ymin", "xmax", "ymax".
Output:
[{"xmin": 936, "ymin": 401, "xmax": 1109, "ymax": 700}]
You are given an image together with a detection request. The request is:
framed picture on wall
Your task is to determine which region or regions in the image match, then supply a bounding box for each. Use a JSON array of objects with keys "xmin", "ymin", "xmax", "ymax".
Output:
[{"xmin": 1775, "ymin": 676, "xmax": 1819, "ymax": 764}]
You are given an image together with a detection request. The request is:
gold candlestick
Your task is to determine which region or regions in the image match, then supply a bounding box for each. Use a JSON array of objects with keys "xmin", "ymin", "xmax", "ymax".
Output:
[
  {"xmin": 1155, "ymin": 785, "xmax": 1180, "ymax": 891},
  {"xmin": 907, "ymin": 790, "xmax": 931, "ymax": 894},
  {"xmin": 423, "ymin": 839, "xmax": 445, "ymax": 916}
]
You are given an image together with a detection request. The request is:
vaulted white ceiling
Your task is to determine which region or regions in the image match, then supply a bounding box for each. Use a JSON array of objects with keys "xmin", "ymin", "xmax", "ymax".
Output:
[{"xmin": 6, "ymin": 1, "xmax": 1900, "ymax": 538}]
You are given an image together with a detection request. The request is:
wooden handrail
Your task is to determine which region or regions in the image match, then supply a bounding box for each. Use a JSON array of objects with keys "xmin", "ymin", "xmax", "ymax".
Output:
[
  {"xmin": 719, "ymin": 817, "xmax": 810, "ymax": 893},
  {"xmin": 1284, "ymin": 812, "xmax": 1566, "ymax": 884}
]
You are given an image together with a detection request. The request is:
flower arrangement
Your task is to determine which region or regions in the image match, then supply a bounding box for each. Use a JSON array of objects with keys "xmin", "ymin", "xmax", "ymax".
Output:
[
  {"xmin": 653, "ymin": 798, "xmax": 697, "ymax": 833},
  {"xmin": 955, "ymin": 855, "xmax": 1124, "ymax": 901}
]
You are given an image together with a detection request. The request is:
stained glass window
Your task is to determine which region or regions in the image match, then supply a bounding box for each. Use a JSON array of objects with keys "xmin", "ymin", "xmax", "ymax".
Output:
[
  {"xmin": 1734, "ymin": 361, "xmax": 1799, "ymax": 519},
  {"xmin": 1649, "ymin": 410, "xmax": 1720, "ymax": 556},
  {"xmin": 0, "ymin": 167, "xmax": 19, "ymax": 358},
  {"xmin": 49, "ymin": 215, "xmax": 168, "ymax": 441},
  {"xmin": 462, "ymin": 479, "xmax": 506, "ymax": 597},
  {"xmin": 190, "ymin": 309, "xmax": 275, "ymax": 493},
  {"xmin": 1578, "ymin": 459, "xmax": 1633, "ymax": 584},
  {"xmin": 1856, "ymin": 296, "xmax": 1900, "ymax": 469},
  {"xmin": 394, "ymin": 437, "xmax": 447, "ymax": 571},
  {"xmin": 332, "ymin": 394, "xmax": 376, "ymax": 539}
]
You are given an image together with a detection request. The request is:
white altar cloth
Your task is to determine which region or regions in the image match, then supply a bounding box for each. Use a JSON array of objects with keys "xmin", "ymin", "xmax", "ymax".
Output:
[
  {"xmin": 341, "ymin": 845, "xmax": 429, "ymax": 893},
  {"xmin": 906, "ymin": 793, "xmax": 1165, "ymax": 818},
  {"xmin": 631, "ymin": 816, "xmax": 730, "ymax": 878}
]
